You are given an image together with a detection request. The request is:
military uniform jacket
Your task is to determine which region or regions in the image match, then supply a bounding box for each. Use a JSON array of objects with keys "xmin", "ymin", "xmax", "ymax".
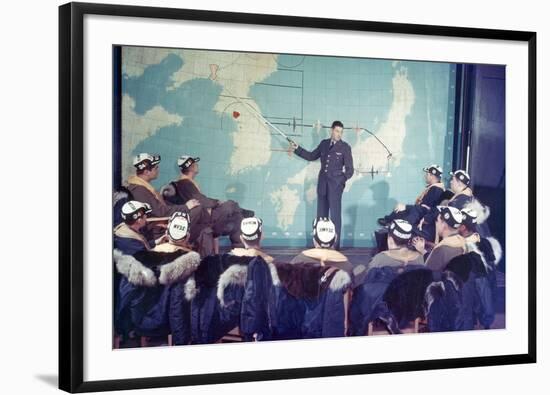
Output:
[
  {"xmin": 448, "ymin": 187, "xmax": 474, "ymax": 210},
  {"xmin": 295, "ymin": 139, "xmax": 354, "ymax": 195},
  {"xmin": 410, "ymin": 182, "xmax": 445, "ymax": 209}
]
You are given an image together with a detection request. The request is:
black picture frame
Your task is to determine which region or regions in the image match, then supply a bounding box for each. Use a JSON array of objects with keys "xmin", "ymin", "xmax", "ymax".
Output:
[{"xmin": 59, "ymin": 2, "xmax": 537, "ymax": 393}]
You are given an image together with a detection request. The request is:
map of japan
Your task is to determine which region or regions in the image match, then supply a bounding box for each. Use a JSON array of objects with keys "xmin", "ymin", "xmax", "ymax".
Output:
[{"xmin": 121, "ymin": 46, "xmax": 455, "ymax": 246}]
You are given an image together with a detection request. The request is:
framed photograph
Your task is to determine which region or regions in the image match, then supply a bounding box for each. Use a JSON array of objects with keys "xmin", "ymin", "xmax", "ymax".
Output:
[{"xmin": 59, "ymin": 1, "xmax": 536, "ymax": 393}]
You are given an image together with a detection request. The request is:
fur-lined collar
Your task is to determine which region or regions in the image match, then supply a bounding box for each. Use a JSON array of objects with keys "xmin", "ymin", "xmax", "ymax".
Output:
[
  {"xmin": 328, "ymin": 270, "xmax": 352, "ymax": 292},
  {"xmin": 382, "ymin": 248, "xmax": 422, "ymax": 263},
  {"xmin": 424, "ymin": 271, "xmax": 461, "ymax": 315},
  {"xmin": 217, "ymin": 265, "xmax": 248, "ymax": 306},
  {"xmin": 113, "ymin": 223, "xmax": 151, "ymax": 250},
  {"xmin": 464, "ymin": 200, "xmax": 490, "ymax": 224},
  {"xmin": 158, "ymin": 251, "xmax": 201, "ymax": 285},
  {"xmin": 127, "ymin": 175, "xmax": 163, "ymax": 202},
  {"xmin": 230, "ymin": 247, "xmax": 274, "ymax": 263},
  {"xmin": 215, "ymin": 262, "xmax": 349, "ymax": 306},
  {"xmin": 464, "ymin": 235, "xmax": 502, "ymax": 271},
  {"xmin": 301, "ymin": 248, "xmax": 347, "ymax": 263},
  {"xmin": 113, "ymin": 249, "xmax": 200, "ymax": 287},
  {"xmin": 217, "ymin": 261, "xmax": 280, "ymax": 306},
  {"xmin": 487, "ymin": 237, "xmax": 502, "ymax": 264},
  {"xmin": 113, "ymin": 190, "xmax": 129, "ymax": 206},
  {"xmin": 113, "ymin": 249, "xmax": 156, "ymax": 287}
]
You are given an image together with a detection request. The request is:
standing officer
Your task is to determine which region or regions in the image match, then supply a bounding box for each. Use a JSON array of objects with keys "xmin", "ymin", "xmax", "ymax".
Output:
[{"xmin": 290, "ymin": 120, "xmax": 354, "ymax": 250}]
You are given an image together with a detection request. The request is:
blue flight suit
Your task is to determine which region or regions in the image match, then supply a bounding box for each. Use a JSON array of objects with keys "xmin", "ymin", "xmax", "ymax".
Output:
[
  {"xmin": 382, "ymin": 183, "xmax": 445, "ymax": 226},
  {"xmin": 295, "ymin": 138, "xmax": 354, "ymax": 249}
]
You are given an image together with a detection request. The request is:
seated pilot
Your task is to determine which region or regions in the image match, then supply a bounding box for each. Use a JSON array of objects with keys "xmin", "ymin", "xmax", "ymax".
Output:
[
  {"xmin": 367, "ymin": 219, "xmax": 424, "ymax": 273},
  {"xmin": 417, "ymin": 169, "xmax": 475, "ymax": 242},
  {"xmin": 125, "ymin": 153, "xmax": 201, "ymax": 218},
  {"xmin": 289, "ymin": 217, "xmax": 354, "ymax": 282},
  {"xmin": 196, "ymin": 217, "xmax": 275, "ymax": 342},
  {"xmin": 271, "ymin": 218, "xmax": 353, "ymax": 339},
  {"xmin": 113, "ymin": 200, "xmax": 169, "ymax": 255},
  {"xmin": 377, "ymin": 164, "xmax": 445, "ymax": 227},
  {"xmin": 153, "ymin": 212, "xmax": 195, "ymax": 251},
  {"xmin": 114, "ymin": 205, "xmax": 201, "ymax": 286},
  {"xmin": 413, "ymin": 206, "xmax": 466, "ymax": 272},
  {"xmin": 113, "ymin": 206, "xmax": 200, "ymax": 346},
  {"xmin": 228, "ymin": 217, "xmax": 274, "ymax": 263},
  {"xmin": 447, "ymin": 170, "xmax": 474, "ymax": 209},
  {"xmin": 124, "ymin": 153, "xmax": 212, "ymax": 244},
  {"xmin": 458, "ymin": 206, "xmax": 501, "ymax": 272},
  {"xmin": 454, "ymin": 206, "xmax": 499, "ymax": 329},
  {"xmin": 151, "ymin": 211, "xmax": 214, "ymax": 258},
  {"xmin": 214, "ymin": 217, "xmax": 276, "ymax": 309},
  {"xmin": 348, "ymin": 220, "xmax": 426, "ymax": 337},
  {"xmin": 164, "ymin": 155, "xmax": 254, "ymax": 248}
]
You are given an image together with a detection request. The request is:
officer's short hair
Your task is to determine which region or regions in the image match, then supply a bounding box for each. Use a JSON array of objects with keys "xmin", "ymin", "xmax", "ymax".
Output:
[{"xmin": 331, "ymin": 120, "xmax": 344, "ymax": 129}]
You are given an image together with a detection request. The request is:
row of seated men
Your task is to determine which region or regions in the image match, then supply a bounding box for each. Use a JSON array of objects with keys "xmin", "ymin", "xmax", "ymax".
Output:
[
  {"xmin": 113, "ymin": 195, "xmax": 501, "ymax": 346},
  {"xmin": 114, "ymin": 152, "xmax": 255, "ymax": 258},
  {"xmin": 375, "ymin": 164, "xmax": 494, "ymax": 250}
]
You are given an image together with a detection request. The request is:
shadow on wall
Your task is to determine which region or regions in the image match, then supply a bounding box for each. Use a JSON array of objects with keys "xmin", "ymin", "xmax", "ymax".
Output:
[
  {"xmin": 342, "ymin": 180, "xmax": 397, "ymax": 248},
  {"xmin": 301, "ymin": 184, "xmax": 317, "ymax": 248}
]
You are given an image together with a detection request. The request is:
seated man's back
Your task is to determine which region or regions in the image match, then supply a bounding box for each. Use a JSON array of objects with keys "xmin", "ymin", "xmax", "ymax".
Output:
[
  {"xmin": 421, "ymin": 207, "xmax": 466, "ymax": 272},
  {"xmin": 368, "ymin": 219, "xmax": 423, "ymax": 274}
]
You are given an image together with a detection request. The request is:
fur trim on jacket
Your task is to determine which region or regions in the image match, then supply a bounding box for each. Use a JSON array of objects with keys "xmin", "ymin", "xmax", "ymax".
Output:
[
  {"xmin": 464, "ymin": 200, "xmax": 490, "ymax": 224},
  {"xmin": 424, "ymin": 271, "xmax": 461, "ymax": 315},
  {"xmin": 216, "ymin": 261, "xmax": 280, "ymax": 306},
  {"xmin": 328, "ymin": 270, "xmax": 352, "ymax": 292},
  {"xmin": 184, "ymin": 275, "xmax": 198, "ymax": 301},
  {"xmin": 487, "ymin": 237, "xmax": 502, "ymax": 264},
  {"xmin": 158, "ymin": 251, "xmax": 201, "ymax": 285},
  {"xmin": 113, "ymin": 249, "xmax": 200, "ymax": 289},
  {"xmin": 113, "ymin": 249, "xmax": 157, "ymax": 287},
  {"xmin": 217, "ymin": 264, "xmax": 248, "ymax": 306}
]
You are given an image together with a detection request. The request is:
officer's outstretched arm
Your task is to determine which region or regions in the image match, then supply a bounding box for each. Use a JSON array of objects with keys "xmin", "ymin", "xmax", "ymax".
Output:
[{"xmin": 295, "ymin": 141, "xmax": 322, "ymax": 161}]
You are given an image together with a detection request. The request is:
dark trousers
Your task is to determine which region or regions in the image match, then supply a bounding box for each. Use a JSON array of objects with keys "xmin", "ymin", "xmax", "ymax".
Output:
[
  {"xmin": 211, "ymin": 200, "xmax": 243, "ymax": 246},
  {"xmin": 317, "ymin": 181, "xmax": 343, "ymax": 249},
  {"xmin": 384, "ymin": 205, "xmax": 427, "ymax": 227}
]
